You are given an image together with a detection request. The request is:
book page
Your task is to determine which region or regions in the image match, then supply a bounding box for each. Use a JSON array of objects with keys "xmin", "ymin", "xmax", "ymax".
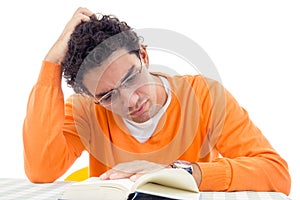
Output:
[
  {"xmin": 132, "ymin": 168, "xmax": 199, "ymax": 193},
  {"xmin": 61, "ymin": 169, "xmax": 199, "ymax": 200},
  {"xmin": 73, "ymin": 177, "xmax": 134, "ymax": 190},
  {"xmin": 61, "ymin": 177, "xmax": 135, "ymax": 200}
]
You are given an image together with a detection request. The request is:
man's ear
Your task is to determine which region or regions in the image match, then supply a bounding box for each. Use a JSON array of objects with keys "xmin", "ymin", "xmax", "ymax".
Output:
[{"xmin": 140, "ymin": 45, "xmax": 149, "ymax": 66}]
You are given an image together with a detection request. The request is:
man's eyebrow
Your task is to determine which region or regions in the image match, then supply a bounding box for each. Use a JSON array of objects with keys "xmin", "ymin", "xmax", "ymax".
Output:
[
  {"xmin": 95, "ymin": 65, "xmax": 135, "ymax": 98},
  {"xmin": 120, "ymin": 66, "xmax": 135, "ymax": 83},
  {"xmin": 95, "ymin": 89, "xmax": 113, "ymax": 99}
]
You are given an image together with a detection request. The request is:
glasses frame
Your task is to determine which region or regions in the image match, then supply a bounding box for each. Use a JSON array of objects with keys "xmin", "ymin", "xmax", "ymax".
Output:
[{"xmin": 94, "ymin": 59, "xmax": 143, "ymax": 106}]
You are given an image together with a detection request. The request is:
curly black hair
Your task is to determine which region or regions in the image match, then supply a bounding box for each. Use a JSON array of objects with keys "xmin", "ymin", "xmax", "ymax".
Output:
[{"xmin": 62, "ymin": 14, "xmax": 141, "ymax": 94}]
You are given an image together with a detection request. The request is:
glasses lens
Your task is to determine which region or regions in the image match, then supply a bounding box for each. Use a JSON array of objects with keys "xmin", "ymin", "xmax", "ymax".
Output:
[
  {"xmin": 99, "ymin": 89, "xmax": 119, "ymax": 106},
  {"xmin": 97, "ymin": 62, "xmax": 143, "ymax": 106},
  {"xmin": 121, "ymin": 70, "xmax": 141, "ymax": 88}
]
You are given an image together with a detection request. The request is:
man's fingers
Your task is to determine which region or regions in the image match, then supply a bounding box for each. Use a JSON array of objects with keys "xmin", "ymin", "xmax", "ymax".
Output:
[
  {"xmin": 130, "ymin": 173, "xmax": 144, "ymax": 182},
  {"xmin": 74, "ymin": 7, "xmax": 94, "ymax": 19},
  {"xmin": 71, "ymin": 7, "xmax": 93, "ymax": 24},
  {"xmin": 99, "ymin": 160, "xmax": 168, "ymax": 181},
  {"xmin": 109, "ymin": 171, "xmax": 134, "ymax": 180},
  {"xmin": 99, "ymin": 168, "xmax": 133, "ymax": 179},
  {"xmin": 99, "ymin": 169, "xmax": 134, "ymax": 180}
]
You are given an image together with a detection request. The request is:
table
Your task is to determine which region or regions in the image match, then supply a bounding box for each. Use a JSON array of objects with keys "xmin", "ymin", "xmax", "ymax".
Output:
[
  {"xmin": 0, "ymin": 178, "xmax": 292, "ymax": 200},
  {"xmin": 0, "ymin": 178, "xmax": 72, "ymax": 200}
]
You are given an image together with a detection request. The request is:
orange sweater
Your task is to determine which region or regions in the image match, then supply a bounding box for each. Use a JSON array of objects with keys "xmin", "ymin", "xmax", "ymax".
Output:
[{"xmin": 23, "ymin": 61, "xmax": 291, "ymax": 194}]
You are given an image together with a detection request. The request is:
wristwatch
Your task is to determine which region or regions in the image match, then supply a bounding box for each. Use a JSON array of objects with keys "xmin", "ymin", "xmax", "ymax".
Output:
[{"xmin": 170, "ymin": 160, "xmax": 193, "ymax": 175}]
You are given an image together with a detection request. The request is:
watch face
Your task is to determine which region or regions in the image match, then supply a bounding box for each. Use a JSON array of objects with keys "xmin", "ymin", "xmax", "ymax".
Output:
[
  {"xmin": 171, "ymin": 160, "xmax": 193, "ymax": 174},
  {"xmin": 174, "ymin": 160, "xmax": 192, "ymax": 167}
]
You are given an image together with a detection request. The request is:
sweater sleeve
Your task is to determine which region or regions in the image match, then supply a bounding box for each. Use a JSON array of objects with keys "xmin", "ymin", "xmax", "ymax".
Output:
[
  {"xmin": 23, "ymin": 61, "xmax": 85, "ymax": 183},
  {"xmin": 197, "ymin": 79, "xmax": 291, "ymax": 195}
]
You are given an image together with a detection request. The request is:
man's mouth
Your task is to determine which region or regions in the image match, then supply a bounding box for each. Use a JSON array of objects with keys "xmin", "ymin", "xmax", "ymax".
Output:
[{"xmin": 129, "ymin": 100, "xmax": 148, "ymax": 117}]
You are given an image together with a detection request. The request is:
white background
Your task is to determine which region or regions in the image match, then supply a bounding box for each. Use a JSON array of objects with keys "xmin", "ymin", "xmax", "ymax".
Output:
[{"xmin": 0, "ymin": 0, "xmax": 299, "ymax": 199}]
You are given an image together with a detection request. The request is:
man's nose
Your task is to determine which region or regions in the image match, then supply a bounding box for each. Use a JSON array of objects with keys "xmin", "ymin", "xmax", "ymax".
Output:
[{"xmin": 118, "ymin": 88, "xmax": 139, "ymax": 107}]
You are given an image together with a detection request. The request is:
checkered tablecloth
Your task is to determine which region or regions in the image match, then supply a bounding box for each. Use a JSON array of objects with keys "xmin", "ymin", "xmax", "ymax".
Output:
[
  {"xmin": 0, "ymin": 178, "xmax": 72, "ymax": 200},
  {"xmin": 198, "ymin": 191, "xmax": 291, "ymax": 200},
  {"xmin": 0, "ymin": 178, "xmax": 292, "ymax": 200}
]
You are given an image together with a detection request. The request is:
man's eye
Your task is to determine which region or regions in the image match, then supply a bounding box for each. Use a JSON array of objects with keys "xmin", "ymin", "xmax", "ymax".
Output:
[{"xmin": 102, "ymin": 93, "xmax": 112, "ymax": 101}]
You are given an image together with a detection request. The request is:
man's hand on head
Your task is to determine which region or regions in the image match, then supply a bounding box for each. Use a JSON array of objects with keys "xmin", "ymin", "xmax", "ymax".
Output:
[{"xmin": 44, "ymin": 7, "xmax": 95, "ymax": 64}]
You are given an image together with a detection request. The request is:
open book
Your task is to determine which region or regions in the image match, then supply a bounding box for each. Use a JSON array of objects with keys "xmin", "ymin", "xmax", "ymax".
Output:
[{"xmin": 60, "ymin": 168, "xmax": 200, "ymax": 200}]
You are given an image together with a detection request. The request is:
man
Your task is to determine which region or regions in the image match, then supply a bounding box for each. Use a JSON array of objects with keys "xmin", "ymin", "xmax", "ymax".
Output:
[{"xmin": 23, "ymin": 7, "xmax": 291, "ymax": 195}]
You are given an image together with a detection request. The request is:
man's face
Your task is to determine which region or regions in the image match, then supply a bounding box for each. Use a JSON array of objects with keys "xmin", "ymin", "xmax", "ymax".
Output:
[{"xmin": 83, "ymin": 49, "xmax": 164, "ymax": 123}]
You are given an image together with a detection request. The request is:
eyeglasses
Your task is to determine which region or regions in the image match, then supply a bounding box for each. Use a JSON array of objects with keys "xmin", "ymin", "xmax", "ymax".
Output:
[{"xmin": 94, "ymin": 61, "xmax": 144, "ymax": 106}]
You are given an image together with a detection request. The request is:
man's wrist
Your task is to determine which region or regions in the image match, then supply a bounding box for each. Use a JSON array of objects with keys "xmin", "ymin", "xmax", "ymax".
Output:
[
  {"xmin": 44, "ymin": 40, "xmax": 68, "ymax": 65},
  {"xmin": 170, "ymin": 160, "xmax": 202, "ymax": 187},
  {"xmin": 191, "ymin": 162, "xmax": 202, "ymax": 187}
]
